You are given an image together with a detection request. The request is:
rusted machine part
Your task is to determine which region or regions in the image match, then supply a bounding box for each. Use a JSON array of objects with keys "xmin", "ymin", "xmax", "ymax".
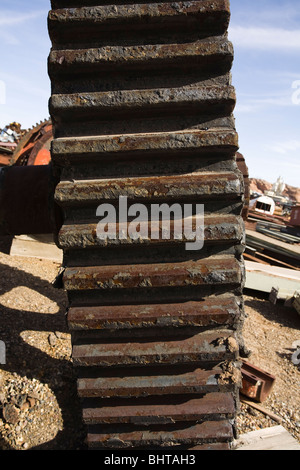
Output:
[
  {"xmin": 48, "ymin": 0, "xmax": 246, "ymax": 449},
  {"xmin": 11, "ymin": 120, "xmax": 53, "ymax": 166},
  {"xmin": 236, "ymin": 152, "xmax": 250, "ymax": 221},
  {"xmin": 240, "ymin": 361, "xmax": 276, "ymax": 403},
  {"xmin": 0, "ymin": 165, "xmax": 61, "ymax": 236}
]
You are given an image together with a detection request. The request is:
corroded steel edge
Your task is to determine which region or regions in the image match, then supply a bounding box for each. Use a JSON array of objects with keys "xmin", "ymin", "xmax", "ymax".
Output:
[
  {"xmin": 86, "ymin": 421, "xmax": 234, "ymax": 449},
  {"xmin": 48, "ymin": 0, "xmax": 245, "ymax": 449}
]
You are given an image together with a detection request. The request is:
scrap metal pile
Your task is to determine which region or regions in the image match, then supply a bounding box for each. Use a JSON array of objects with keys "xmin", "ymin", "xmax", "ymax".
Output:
[
  {"xmin": 48, "ymin": 0, "xmax": 246, "ymax": 450},
  {"xmin": 10, "ymin": 120, "xmax": 52, "ymax": 167},
  {"xmin": 0, "ymin": 122, "xmax": 24, "ymax": 167},
  {"xmin": 0, "ymin": 120, "xmax": 52, "ymax": 167}
]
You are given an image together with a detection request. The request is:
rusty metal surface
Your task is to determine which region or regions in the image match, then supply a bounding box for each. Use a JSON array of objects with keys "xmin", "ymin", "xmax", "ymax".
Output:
[
  {"xmin": 241, "ymin": 361, "xmax": 276, "ymax": 403},
  {"xmin": 58, "ymin": 216, "xmax": 244, "ymax": 250},
  {"xmin": 290, "ymin": 205, "xmax": 300, "ymax": 227},
  {"xmin": 86, "ymin": 421, "xmax": 233, "ymax": 449},
  {"xmin": 50, "ymin": 86, "xmax": 236, "ymax": 124},
  {"xmin": 68, "ymin": 294, "xmax": 240, "ymax": 330},
  {"xmin": 11, "ymin": 120, "xmax": 52, "ymax": 166},
  {"xmin": 63, "ymin": 257, "xmax": 242, "ymax": 291},
  {"xmin": 49, "ymin": 41, "xmax": 233, "ymax": 90},
  {"xmin": 48, "ymin": 1, "xmax": 231, "ymax": 46},
  {"xmin": 72, "ymin": 330, "xmax": 239, "ymax": 368},
  {"xmin": 52, "ymin": 130, "xmax": 239, "ymax": 162},
  {"xmin": 82, "ymin": 393, "xmax": 235, "ymax": 425},
  {"xmin": 55, "ymin": 173, "xmax": 242, "ymax": 204},
  {"xmin": 76, "ymin": 365, "xmax": 236, "ymax": 399},
  {"xmin": 48, "ymin": 0, "xmax": 245, "ymax": 449},
  {"xmin": 59, "ymin": 215, "xmax": 244, "ymax": 249}
]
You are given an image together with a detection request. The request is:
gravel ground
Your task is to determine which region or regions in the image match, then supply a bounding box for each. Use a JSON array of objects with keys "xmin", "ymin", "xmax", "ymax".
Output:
[
  {"xmin": 237, "ymin": 293, "xmax": 300, "ymax": 442},
  {"xmin": 0, "ymin": 235, "xmax": 299, "ymax": 450}
]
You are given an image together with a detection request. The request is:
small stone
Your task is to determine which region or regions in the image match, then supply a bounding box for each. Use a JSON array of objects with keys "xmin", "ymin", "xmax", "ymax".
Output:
[
  {"xmin": 27, "ymin": 391, "xmax": 40, "ymax": 400},
  {"xmin": 247, "ymin": 406, "xmax": 259, "ymax": 417},
  {"xmin": 54, "ymin": 331, "xmax": 65, "ymax": 339},
  {"xmin": 27, "ymin": 397, "xmax": 36, "ymax": 408},
  {"xmin": 16, "ymin": 394, "xmax": 27, "ymax": 408},
  {"xmin": 16, "ymin": 436, "xmax": 24, "ymax": 445},
  {"xmin": 3, "ymin": 403, "xmax": 20, "ymax": 425},
  {"xmin": 48, "ymin": 333, "xmax": 57, "ymax": 347},
  {"xmin": 20, "ymin": 402, "xmax": 29, "ymax": 412}
]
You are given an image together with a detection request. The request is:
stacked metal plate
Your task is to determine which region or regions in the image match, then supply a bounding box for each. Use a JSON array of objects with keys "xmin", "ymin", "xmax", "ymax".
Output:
[{"xmin": 48, "ymin": 0, "xmax": 245, "ymax": 450}]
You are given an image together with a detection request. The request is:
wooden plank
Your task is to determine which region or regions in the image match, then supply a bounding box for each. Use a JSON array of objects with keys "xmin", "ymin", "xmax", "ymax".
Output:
[
  {"xmin": 250, "ymin": 251, "xmax": 300, "ymax": 271},
  {"xmin": 245, "ymin": 260, "xmax": 300, "ymax": 299},
  {"xmin": 246, "ymin": 229, "xmax": 300, "ymax": 260},
  {"xmin": 10, "ymin": 234, "xmax": 63, "ymax": 263},
  {"xmin": 236, "ymin": 426, "xmax": 300, "ymax": 451},
  {"xmin": 245, "ymin": 261, "xmax": 300, "ymax": 281},
  {"xmin": 240, "ymin": 399, "xmax": 281, "ymax": 423}
]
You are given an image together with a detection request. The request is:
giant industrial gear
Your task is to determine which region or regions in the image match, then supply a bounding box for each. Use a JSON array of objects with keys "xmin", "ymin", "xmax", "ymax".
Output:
[
  {"xmin": 11, "ymin": 120, "xmax": 52, "ymax": 167},
  {"xmin": 47, "ymin": 0, "xmax": 246, "ymax": 450}
]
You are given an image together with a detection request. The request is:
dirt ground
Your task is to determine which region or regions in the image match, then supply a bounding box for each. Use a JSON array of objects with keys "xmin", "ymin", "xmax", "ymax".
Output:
[{"xmin": 0, "ymin": 235, "xmax": 299, "ymax": 450}]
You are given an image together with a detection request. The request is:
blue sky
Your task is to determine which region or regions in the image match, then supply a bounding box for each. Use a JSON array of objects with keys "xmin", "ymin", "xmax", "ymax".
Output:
[{"xmin": 0, "ymin": 0, "xmax": 299, "ymax": 187}]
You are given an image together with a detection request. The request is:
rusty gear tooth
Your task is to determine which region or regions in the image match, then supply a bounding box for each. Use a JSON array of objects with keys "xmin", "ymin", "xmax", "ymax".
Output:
[
  {"xmin": 86, "ymin": 421, "xmax": 234, "ymax": 449},
  {"xmin": 48, "ymin": 0, "xmax": 245, "ymax": 450}
]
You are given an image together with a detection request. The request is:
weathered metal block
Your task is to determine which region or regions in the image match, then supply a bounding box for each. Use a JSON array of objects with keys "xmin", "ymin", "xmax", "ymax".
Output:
[
  {"xmin": 63, "ymin": 257, "xmax": 243, "ymax": 291},
  {"xmin": 76, "ymin": 365, "xmax": 237, "ymax": 399},
  {"xmin": 241, "ymin": 361, "xmax": 276, "ymax": 403},
  {"xmin": 72, "ymin": 330, "xmax": 239, "ymax": 367},
  {"xmin": 81, "ymin": 393, "xmax": 235, "ymax": 425},
  {"xmin": 58, "ymin": 215, "xmax": 244, "ymax": 250},
  {"xmin": 48, "ymin": 1, "xmax": 231, "ymax": 46},
  {"xmin": 51, "ymin": 130, "xmax": 239, "ymax": 165},
  {"xmin": 49, "ymin": 86, "xmax": 236, "ymax": 123},
  {"xmin": 55, "ymin": 173, "xmax": 242, "ymax": 204},
  {"xmin": 48, "ymin": 40, "xmax": 234, "ymax": 79},
  {"xmin": 68, "ymin": 294, "xmax": 240, "ymax": 331},
  {"xmin": 86, "ymin": 421, "xmax": 234, "ymax": 449}
]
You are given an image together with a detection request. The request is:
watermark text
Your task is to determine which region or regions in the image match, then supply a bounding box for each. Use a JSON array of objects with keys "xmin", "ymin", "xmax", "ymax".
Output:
[
  {"xmin": 0, "ymin": 340, "xmax": 6, "ymax": 365},
  {"xmin": 96, "ymin": 197, "xmax": 205, "ymax": 251},
  {"xmin": 292, "ymin": 80, "xmax": 300, "ymax": 105}
]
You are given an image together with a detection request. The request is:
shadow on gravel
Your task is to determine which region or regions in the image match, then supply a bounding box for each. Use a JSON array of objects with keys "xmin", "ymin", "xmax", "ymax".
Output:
[
  {"xmin": 243, "ymin": 291, "xmax": 300, "ymax": 332},
  {"xmin": 0, "ymin": 248, "xmax": 87, "ymax": 450}
]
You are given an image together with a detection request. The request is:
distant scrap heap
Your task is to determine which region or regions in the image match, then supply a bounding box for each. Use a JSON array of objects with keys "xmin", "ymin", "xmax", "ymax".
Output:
[
  {"xmin": 0, "ymin": 122, "xmax": 26, "ymax": 166},
  {"xmin": 0, "ymin": 120, "xmax": 52, "ymax": 167}
]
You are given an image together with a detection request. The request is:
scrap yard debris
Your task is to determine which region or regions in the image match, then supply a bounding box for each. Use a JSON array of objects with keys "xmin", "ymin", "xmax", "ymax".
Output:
[
  {"xmin": 0, "ymin": 120, "xmax": 52, "ymax": 167},
  {"xmin": 0, "ymin": 123, "xmax": 27, "ymax": 167},
  {"xmin": 0, "ymin": 122, "xmax": 27, "ymax": 145}
]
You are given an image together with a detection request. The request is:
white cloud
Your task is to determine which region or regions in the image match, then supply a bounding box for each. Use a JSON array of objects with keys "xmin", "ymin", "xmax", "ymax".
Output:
[
  {"xmin": 235, "ymin": 94, "xmax": 295, "ymax": 114},
  {"xmin": 0, "ymin": 10, "xmax": 47, "ymax": 44},
  {"xmin": 268, "ymin": 140, "xmax": 300, "ymax": 155},
  {"xmin": 0, "ymin": 10, "xmax": 46, "ymax": 27},
  {"xmin": 229, "ymin": 26, "xmax": 300, "ymax": 51},
  {"xmin": 0, "ymin": 30, "xmax": 19, "ymax": 45},
  {"xmin": 0, "ymin": 71, "xmax": 50, "ymax": 100},
  {"xmin": 235, "ymin": 103, "xmax": 259, "ymax": 114}
]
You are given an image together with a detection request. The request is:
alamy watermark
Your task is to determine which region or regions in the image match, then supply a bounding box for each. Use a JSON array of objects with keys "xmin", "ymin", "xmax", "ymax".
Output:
[
  {"xmin": 292, "ymin": 340, "xmax": 300, "ymax": 366},
  {"xmin": 96, "ymin": 197, "xmax": 205, "ymax": 251},
  {"xmin": 292, "ymin": 80, "xmax": 300, "ymax": 105},
  {"xmin": 0, "ymin": 80, "xmax": 6, "ymax": 105},
  {"xmin": 0, "ymin": 340, "xmax": 6, "ymax": 365}
]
